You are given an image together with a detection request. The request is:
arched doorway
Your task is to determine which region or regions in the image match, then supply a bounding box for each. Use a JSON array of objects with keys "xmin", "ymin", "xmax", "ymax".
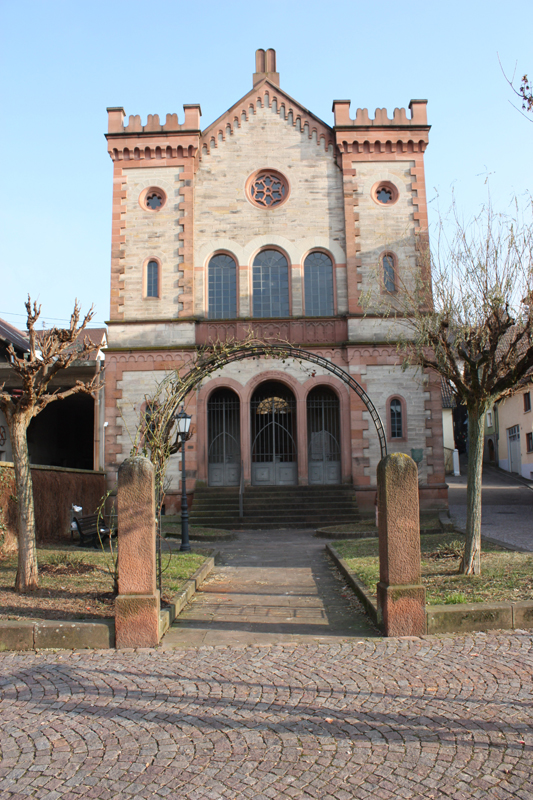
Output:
[
  {"xmin": 307, "ymin": 386, "xmax": 341, "ymax": 484},
  {"xmin": 251, "ymin": 381, "xmax": 297, "ymax": 485},
  {"xmin": 207, "ymin": 388, "xmax": 241, "ymax": 486},
  {"xmin": 172, "ymin": 342, "xmax": 387, "ymax": 460}
]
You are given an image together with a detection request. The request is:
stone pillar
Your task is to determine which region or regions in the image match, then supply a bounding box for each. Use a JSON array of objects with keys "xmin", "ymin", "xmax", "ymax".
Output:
[
  {"xmin": 115, "ymin": 457, "xmax": 160, "ymax": 648},
  {"xmin": 376, "ymin": 453, "xmax": 426, "ymax": 636}
]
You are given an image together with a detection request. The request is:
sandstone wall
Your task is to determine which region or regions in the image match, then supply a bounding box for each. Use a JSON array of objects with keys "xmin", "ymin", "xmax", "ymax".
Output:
[
  {"xmin": 120, "ymin": 166, "xmax": 185, "ymax": 320},
  {"xmin": 194, "ymin": 103, "xmax": 347, "ymax": 317}
]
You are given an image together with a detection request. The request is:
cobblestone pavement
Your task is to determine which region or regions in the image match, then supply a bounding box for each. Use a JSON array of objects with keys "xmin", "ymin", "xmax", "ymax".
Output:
[
  {"xmin": 447, "ymin": 465, "xmax": 533, "ymax": 552},
  {"xmin": 1, "ymin": 632, "xmax": 532, "ymax": 799}
]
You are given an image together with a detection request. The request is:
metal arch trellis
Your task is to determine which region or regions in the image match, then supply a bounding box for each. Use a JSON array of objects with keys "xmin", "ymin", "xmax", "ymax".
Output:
[{"xmin": 170, "ymin": 343, "xmax": 388, "ymax": 460}]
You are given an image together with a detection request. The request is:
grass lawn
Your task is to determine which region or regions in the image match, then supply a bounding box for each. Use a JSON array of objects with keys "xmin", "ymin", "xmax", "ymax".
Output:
[
  {"xmin": 332, "ymin": 533, "xmax": 533, "ymax": 605},
  {"xmin": 0, "ymin": 545, "xmax": 209, "ymax": 621},
  {"xmin": 161, "ymin": 517, "xmax": 235, "ymax": 540},
  {"xmin": 319, "ymin": 514, "xmax": 443, "ymax": 536}
]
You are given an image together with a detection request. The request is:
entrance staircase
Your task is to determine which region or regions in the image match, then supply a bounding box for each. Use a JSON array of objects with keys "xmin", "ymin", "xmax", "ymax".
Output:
[{"xmin": 189, "ymin": 485, "xmax": 361, "ymax": 530}]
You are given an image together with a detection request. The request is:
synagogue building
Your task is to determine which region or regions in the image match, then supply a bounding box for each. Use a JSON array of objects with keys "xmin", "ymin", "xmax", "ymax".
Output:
[{"xmin": 104, "ymin": 49, "xmax": 447, "ymax": 519}]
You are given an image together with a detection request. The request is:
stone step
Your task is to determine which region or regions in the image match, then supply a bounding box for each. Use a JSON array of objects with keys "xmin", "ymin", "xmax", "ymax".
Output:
[{"xmin": 190, "ymin": 484, "xmax": 360, "ymax": 529}]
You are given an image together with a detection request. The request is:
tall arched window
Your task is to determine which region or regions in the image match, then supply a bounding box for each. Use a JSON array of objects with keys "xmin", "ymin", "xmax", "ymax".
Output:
[
  {"xmin": 383, "ymin": 253, "xmax": 396, "ymax": 293},
  {"xmin": 146, "ymin": 260, "xmax": 159, "ymax": 298},
  {"xmin": 390, "ymin": 398, "xmax": 403, "ymax": 439},
  {"xmin": 208, "ymin": 254, "xmax": 237, "ymax": 319},
  {"xmin": 253, "ymin": 250, "xmax": 289, "ymax": 318},
  {"xmin": 304, "ymin": 251, "xmax": 334, "ymax": 316}
]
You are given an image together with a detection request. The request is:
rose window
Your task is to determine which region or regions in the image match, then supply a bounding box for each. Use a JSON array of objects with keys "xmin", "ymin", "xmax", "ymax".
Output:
[
  {"xmin": 372, "ymin": 181, "xmax": 399, "ymax": 206},
  {"xmin": 139, "ymin": 186, "xmax": 167, "ymax": 211},
  {"xmin": 248, "ymin": 170, "xmax": 289, "ymax": 208},
  {"xmin": 146, "ymin": 192, "xmax": 163, "ymax": 209},
  {"xmin": 376, "ymin": 187, "xmax": 393, "ymax": 204}
]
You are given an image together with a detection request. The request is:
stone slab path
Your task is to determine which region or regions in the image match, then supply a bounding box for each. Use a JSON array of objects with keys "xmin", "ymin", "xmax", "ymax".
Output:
[{"xmin": 163, "ymin": 529, "xmax": 377, "ymax": 648}]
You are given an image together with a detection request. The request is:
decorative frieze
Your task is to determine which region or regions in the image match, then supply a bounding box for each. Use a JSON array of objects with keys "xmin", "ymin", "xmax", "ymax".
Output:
[{"xmin": 195, "ymin": 318, "xmax": 348, "ymax": 346}]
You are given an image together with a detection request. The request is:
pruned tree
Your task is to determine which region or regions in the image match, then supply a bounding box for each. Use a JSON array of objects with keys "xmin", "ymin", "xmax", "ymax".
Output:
[
  {"xmin": 0, "ymin": 298, "xmax": 103, "ymax": 591},
  {"xmin": 368, "ymin": 200, "xmax": 533, "ymax": 574}
]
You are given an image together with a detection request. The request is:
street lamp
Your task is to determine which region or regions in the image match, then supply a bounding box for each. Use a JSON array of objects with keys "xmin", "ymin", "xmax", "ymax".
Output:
[{"xmin": 175, "ymin": 407, "xmax": 192, "ymax": 552}]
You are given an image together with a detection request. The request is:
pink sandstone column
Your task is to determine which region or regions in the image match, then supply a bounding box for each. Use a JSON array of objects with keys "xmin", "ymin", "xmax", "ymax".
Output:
[
  {"xmin": 115, "ymin": 457, "xmax": 160, "ymax": 648},
  {"xmin": 376, "ymin": 453, "xmax": 426, "ymax": 637}
]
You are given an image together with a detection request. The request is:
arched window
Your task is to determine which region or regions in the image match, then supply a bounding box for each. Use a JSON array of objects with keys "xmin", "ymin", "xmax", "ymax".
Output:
[
  {"xmin": 146, "ymin": 260, "xmax": 159, "ymax": 298},
  {"xmin": 252, "ymin": 250, "xmax": 289, "ymax": 318},
  {"xmin": 208, "ymin": 254, "xmax": 237, "ymax": 319},
  {"xmin": 304, "ymin": 252, "xmax": 334, "ymax": 316},
  {"xmin": 383, "ymin": 253, "xmax": 396, "ymax": 293},
  {"xmin": 390, "ymin": 398, "xmax": 403, "ymax": 439}
]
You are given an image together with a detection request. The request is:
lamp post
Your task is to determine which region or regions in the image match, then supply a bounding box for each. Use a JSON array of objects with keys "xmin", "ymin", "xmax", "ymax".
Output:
[{"xmin": 175, "ymin": 408, "xmax": 192, "ymax": 552}]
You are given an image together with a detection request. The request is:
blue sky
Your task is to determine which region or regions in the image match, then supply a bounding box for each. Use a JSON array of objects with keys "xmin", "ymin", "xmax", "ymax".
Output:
[{"xmin": 1, "ymin": 0, "xmax": 531, "ymax": 328}]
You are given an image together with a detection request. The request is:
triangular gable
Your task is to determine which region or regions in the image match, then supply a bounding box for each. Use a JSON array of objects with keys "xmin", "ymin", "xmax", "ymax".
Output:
[{"xmin": 200, "ymin": 78, "xmax": 335, "ymax": 157}]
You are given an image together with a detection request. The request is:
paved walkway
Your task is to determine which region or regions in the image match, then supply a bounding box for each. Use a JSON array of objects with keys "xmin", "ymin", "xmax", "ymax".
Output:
[
  {"xmin": 447, "ymin": 464, "xmax": 533, "ymax": 552},
  {"xmin": 164, "ymin": 530, "xmax": 377, "ymax": 648},
  {"xmin": 1, "ymin": 633, "xmax": 532, "ymax": 799}
]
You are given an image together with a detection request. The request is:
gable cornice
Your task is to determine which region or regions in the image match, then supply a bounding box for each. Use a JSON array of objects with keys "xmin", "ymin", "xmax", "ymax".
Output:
[{"xmin": 200, "ymin": 78, "xmax": 335, "ymax": 157}]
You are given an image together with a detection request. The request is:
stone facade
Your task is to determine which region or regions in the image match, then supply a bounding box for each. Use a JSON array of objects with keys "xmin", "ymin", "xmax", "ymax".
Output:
[{"xmin": 104, "ymin": 49, "xmax": 447, "ymax": 513}]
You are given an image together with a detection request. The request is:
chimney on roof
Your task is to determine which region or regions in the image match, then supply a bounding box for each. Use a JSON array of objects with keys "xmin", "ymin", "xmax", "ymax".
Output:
[{"xmin": 253, "ymin": 48, "xmax": 279, "ymax": 87}]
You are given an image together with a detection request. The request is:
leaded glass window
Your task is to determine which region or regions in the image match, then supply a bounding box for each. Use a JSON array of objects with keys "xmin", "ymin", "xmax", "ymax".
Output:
[
  {"xmin": 146, "ymin": 261, "xmax": 159, "ymax": 298},
  {"xmin": 208, "ymin": 254, "xmax": 237, "ymax": 319},
  {"xmin": 390, "ymin": 399, "xmax": 403, "ymax": 439},
  {"xmin": 383, "ymin": 254, "xmax": 396, "ymax": 292},
  {"xmin": 252, "ymin": 250, "xmax": 289, "ymax": 318},
  {"xmin": 304, "ymin": 252, "xmax": 334, "ymax": 316}
]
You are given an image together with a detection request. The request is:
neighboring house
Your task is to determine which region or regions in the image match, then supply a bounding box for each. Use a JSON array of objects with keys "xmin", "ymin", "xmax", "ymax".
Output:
[
  {"xmin": 484, "ymin": 403, "xmax": 499, "ymax": 464},
  {"xmin": 103, "ymin": 48, "xmax": 447, "ymax": 514},
  {"xmin": 441, "ymin": 379, "xmax": 456, "ymax": 473},
  {"xmin": 0, "ymin": 318, "xmax": 107, "ymax": 470},
  {"xmin": 496, "ymin": 384, "xmax": 533, "ymax": 480}
]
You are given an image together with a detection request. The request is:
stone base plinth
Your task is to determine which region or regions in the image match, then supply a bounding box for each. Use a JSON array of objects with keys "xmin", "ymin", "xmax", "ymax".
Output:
[
  {"xmin": 377, "ymin": 582, "xmax": 426, "ymax": 637},
  {"xmin": 115, "ymin": 593, "xmax": 160, "ymax": 649}
]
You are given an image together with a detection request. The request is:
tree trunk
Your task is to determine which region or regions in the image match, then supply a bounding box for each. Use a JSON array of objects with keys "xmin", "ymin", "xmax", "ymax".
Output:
[
  {"xmin": 461, "ymin": 404, "xmax": 486, "ymax": 575},
  {"xmin": 0, "ymin": 464, "xmax": 18, "ymax": 553},
  {"xmin": 8, "ymin": 411, "xmax": 39, "ymax": 591}
]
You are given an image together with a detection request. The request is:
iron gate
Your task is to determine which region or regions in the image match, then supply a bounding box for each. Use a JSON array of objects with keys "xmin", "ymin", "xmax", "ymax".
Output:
[
  {"xmin": 251, "ymin": 382, "xmax": 297, "ymax": 485},
  {"xmin": 207, "ymin": 389, "xmax": 241, "ymax": 486},
  {"xmin": 307, "ymin": 387, "xmax": 341, "ymax": 484}
]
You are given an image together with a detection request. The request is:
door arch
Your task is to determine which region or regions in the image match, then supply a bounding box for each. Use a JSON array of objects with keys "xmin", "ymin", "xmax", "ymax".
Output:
[
  {"xmin": 251, "ymin": 381, "xmax": 297, "ymax": 485},
  {"xmin": 307, "ymin": 386, "xmax": 341, "ymax": 484},
  {"xmin": 207, "ymin": 388, "xmax": 241, "ymax": 486}
]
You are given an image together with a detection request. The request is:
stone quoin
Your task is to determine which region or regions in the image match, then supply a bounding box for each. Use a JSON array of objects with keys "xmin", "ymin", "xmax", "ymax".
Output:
[{"xmin": 104, "ymin": 49, "xmax": 447, "ymax": 515}]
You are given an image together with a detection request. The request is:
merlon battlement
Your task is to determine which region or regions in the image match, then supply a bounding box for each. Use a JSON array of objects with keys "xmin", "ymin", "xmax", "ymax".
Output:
[
  {"xmin": 106, "ymin": 105, "xmax": 202, "ymax": 135},
  {"xmin": 332, "ymin": 99, "xmax": 428, "ymax": 127}
]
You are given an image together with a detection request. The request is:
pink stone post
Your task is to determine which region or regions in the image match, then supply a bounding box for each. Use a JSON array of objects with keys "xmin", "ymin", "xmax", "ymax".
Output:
[
  {"xmin": 376, "ymin": 453, "xmax": 426, "ymax": 637},
  {"xmin": 115, "ymin": 457, "xmax": 160, "ymax": 648}
]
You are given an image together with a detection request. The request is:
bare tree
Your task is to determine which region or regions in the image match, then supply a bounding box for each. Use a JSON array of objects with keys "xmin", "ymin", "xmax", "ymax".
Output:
[
  {"xmin": 0, "ymin": 298, "xmax": 102, "ymax": 592},
  {"xmin": 500, "ymin": 58, "xmax": 532, "ymax": 121},
  {"xmin": 369, "ymin": 201, "xmax": 533, "ymax": 574}
]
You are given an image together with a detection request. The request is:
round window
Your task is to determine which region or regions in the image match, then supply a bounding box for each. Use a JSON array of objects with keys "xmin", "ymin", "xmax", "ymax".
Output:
[
  {"xmin": 246, "ymin": 169, "xmax": 289, "ymax": 209},
  {"xmin": 371, "ymin": 181, "xmax": 399, "ymax": 206},
  {"xmin": 139, "ymin": 186, "xmax": 167, "ymax": 212}
]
